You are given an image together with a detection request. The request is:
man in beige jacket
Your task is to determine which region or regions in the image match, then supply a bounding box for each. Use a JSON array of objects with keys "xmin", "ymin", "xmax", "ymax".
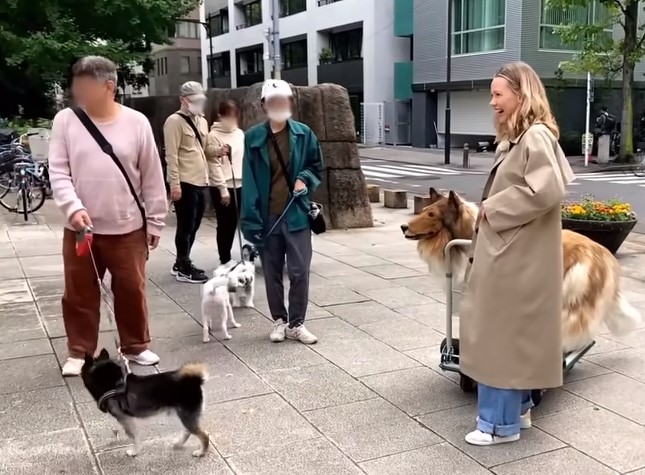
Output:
[{"xmin": 163, "ymin": 81, "xmax": 209, "ymax": 283}]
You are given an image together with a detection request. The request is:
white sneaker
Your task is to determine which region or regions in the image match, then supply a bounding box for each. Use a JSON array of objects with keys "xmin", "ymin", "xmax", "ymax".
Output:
[
  {"xmin": 465, "ymin": 430, "xmax": 520, "ymax": 446},
  {"xmin": 520, "ymin": 410, "xmax": 532, "ymax": 429},
  {"xmin": 286, "ymin": 325, "xmax": 318, "ymax": 345},
  {"xmin": 124, "ymin": 350, "xmax": 160, "ymax": 366},
  {"xmin": 62, "ymin": 357, "xmax": 85, "ymax": 377},
  {"xmin": 270, "ymin": 319, "xmax": 287, "ymax": 343}
]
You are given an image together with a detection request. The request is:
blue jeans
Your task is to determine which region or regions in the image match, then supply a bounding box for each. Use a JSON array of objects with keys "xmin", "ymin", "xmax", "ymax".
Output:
[{"xmin": 476, "ymin": 384, "xmax": 534, "ymax": 437}]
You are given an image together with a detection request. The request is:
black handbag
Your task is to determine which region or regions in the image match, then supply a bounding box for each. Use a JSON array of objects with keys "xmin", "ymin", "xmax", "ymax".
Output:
[{"xmin": 267, "ymin": 125, "xmax": 326, "ymax": 235}]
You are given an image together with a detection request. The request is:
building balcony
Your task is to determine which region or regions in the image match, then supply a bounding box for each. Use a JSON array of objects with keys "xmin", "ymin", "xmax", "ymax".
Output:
[
  {"xmin": 237, "ymin": 71, "xmax": 265, "ymax": 87},
  {"xmin": 282, "ymin": 67, "xmax": 308, "ymax": 86},
  {"xmin": 317, "ymin": 58, "xmax": 363, "ymax": 94},
  {"xmin": 394, "ymin": 0, "xmax": 413, "ymax": 37}
]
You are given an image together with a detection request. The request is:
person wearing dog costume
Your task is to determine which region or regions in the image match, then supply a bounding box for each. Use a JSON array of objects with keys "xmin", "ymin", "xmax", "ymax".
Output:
[{"xmin": 240, "ymin": 80, "xmax": 324, "ymax": 345}]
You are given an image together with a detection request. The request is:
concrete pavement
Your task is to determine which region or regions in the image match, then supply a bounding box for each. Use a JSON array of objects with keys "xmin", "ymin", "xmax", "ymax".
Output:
[{"xmin": 2, "ymin": 201, "xmax": 645, "ymax": 474}]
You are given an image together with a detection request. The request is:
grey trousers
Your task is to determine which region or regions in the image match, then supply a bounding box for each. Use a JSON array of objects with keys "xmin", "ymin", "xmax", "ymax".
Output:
[{"xmin": 260, "ymin": 215, "xmax": 312, "ymax": 327}]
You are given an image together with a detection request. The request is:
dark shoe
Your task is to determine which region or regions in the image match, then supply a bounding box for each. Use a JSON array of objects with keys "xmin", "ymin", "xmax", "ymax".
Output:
[
  {"xmin": 172, "ymin": 260, "xmax": 204, "ymax": 277},
  {"xmin": 176, "ymin": 264, "xmax": 208, "ymax": 284}
]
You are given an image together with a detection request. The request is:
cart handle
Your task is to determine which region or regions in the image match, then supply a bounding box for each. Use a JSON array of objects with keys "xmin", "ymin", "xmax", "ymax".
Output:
[{"xmin": 443, "ymin": 238, "xmax": 472, "ymax": 354}]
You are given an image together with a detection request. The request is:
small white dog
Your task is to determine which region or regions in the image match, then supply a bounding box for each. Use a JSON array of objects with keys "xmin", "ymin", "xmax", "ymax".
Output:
[
  {"xmin": 201, "ymin": 274, "xmax": 240, "ymax": 342},
  {"xmin": 214, "ymin": 260, "xmax": 256, "ymax": 309}
]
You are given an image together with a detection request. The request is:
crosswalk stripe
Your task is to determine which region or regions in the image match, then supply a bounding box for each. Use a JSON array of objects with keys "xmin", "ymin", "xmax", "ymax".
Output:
[
  {"xmin": 361, "ymin": 165, "xmax": 431, "ymax": 177},
  {"xmin": 379, "ymin": 163, "xmax": 462, "ymax": 175},
  {"xmin": 361, "ymin": 168, "xmax": 401, "ymax": 178}
]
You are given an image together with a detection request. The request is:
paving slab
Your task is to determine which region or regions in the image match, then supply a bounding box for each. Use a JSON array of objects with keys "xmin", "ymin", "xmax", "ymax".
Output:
[{"xmin": 2, "ymin": 201, "xmax": 645, "ymax": 473}]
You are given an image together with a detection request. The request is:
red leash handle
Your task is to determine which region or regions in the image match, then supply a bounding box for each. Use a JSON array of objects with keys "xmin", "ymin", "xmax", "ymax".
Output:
[{"xmin": 75, "ymin": 226, "xmax": 94, "ymax": 257}]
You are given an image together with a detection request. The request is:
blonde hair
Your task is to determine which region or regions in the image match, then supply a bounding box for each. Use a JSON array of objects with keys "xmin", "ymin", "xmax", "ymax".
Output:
[{"xmin": 494, "ymin": 61, "xmax": 559, "ymax": 141}]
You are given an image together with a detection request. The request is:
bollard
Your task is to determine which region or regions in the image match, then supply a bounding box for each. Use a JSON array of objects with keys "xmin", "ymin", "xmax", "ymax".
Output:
[
  {"xmin": 367, "ymin": 184, "xmax": 381, "ymax": 203},
  {"xmin": 414, "ymin": 195, "xmax": 434, "ymax": 214},
  {"xmin": 462, "ymin": 143, "xmax": 470, "ymax": 169},
  {"xmin": 383, "ymin": 189, "xmax": 408, "ymax": 209}
]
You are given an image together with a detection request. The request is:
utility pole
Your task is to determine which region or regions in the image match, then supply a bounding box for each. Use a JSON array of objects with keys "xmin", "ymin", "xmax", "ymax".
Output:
[
  {"xmin": 444, "ymin": 0, "xmax": 452, "ymax": 165},
  {"xmin": 271, "ymin": 0, "xmax": 281, "ymax": 79}
]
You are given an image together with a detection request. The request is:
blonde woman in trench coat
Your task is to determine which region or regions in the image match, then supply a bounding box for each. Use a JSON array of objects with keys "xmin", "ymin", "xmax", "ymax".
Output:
[{"xmin": 460, "ymin": 62, "xmax": 574, "ymax": 446}]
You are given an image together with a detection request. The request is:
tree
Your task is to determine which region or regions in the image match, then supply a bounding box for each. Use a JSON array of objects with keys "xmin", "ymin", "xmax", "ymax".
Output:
[
  {"xmin": 547, "ymin": 0, "xmax": 641, "ymax": 161},
  {"xmin": 0, "ymin": 0, "xmax": 200, "ymax": 118}
]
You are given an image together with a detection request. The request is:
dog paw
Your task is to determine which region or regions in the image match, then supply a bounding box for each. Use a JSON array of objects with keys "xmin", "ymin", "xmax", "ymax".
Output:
[
  {"xmin": 223, "ymin": 334, "xmax": 232, "ymax": 340},
  {"xmin": 192, "ymin": 449, "xmax": 207, "ymax": 458},
  {"xmin": 126, "ymin": 448, "xmax": 138, "ymax": 457},
  {"xmin": 232, "ymin": 322, "xmax": 241, "ymax": 328},
  {"xmin": 202, "ymin": 337, "xmax": 211, "ymax": 343}
]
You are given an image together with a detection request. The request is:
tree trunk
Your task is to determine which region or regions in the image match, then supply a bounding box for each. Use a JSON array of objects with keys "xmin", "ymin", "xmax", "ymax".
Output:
[{"xmin": 619, "ymin": 1, "xmax": 639, "ymax": 162}]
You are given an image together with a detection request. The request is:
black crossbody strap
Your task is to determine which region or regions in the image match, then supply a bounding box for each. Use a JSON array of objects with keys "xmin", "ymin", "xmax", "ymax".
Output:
[
  {"xmin": 71, "ymin": 107, "xmax": 147, "ymax": 232},
  {"xmin": 266, "ymin": 123, "xmax": 293, "ymax": 188},
  {"xmin": 176, "ymin": 113, "xmax": 204, "ymax": 150},
  {"xmin": 266, "ymin": 123, "xmax": 312, "ymax": 215}
]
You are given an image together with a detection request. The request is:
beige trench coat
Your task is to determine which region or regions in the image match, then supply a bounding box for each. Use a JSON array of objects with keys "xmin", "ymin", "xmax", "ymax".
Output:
[{"xmin": 460, "ymin": 123, "xmax": 574, "ymax": 390}]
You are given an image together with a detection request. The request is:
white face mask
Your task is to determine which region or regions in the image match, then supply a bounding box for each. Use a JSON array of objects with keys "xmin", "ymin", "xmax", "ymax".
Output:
[
  {"xmin": 267, "ymin": 110, "xmax": 292, "ymax": 123},
  {"xmin": 187, "ymin": 102, "xmax": 204, "ymax": 115}
]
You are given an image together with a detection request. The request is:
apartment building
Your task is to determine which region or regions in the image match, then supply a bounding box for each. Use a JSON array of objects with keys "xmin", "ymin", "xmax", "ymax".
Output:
[
  {"xmin": 200, "ymin": 0, "xmax": 410, "ymax": 131},
  {"xmin": 406, "ymin": 0, "xmax": 645, "ymax": 149},
  {"xmin": 148, "ymin": 7, "xmax": 203, "ymax": 97}
]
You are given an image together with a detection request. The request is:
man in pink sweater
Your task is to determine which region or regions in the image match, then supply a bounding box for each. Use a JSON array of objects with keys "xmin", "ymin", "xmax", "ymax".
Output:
[{"xmin": 48, "ymin": 56, "xmax": 168, "ymax": 376}]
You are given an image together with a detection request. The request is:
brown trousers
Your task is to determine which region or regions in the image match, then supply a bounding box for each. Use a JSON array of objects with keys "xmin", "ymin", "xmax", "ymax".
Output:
[{"xmin": 62, "ymin": 228, "xmax": 150, "ymax": 358}]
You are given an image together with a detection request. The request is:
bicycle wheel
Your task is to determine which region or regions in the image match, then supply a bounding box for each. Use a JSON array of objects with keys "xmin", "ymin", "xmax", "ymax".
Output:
[
  {"xmin": 0, "ymin": 171, "xmax": 18, "ymax": 211},
  {"xmin": 20, "ymin": 185, "xmax": 28, "ymax": 221},
  {"xmin": 27, "ymin": 181, "xmax": 47, "ymax": 213}
]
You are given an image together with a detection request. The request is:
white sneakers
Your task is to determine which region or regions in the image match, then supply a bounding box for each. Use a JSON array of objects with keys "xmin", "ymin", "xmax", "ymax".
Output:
[
  {"xmin": 61, "ymin": 350, "xmax": 160, "ymax": 377},
  {"xmin": 62, "ymin": 357, "xmax": 85, "ymax": 377},
  {"xmin": 286, "ymin": 325, "xmax": 318, "ymax": 345},
  {"xmin": 269, "ymin": 319, "xmax": 318, "ymax": 345},
  {"xmin": 270, "ymin": 319, "xmax": 287, "ymax": 342},
  {"xmin": 123, "ymin": 349, "xmax": 160, "ymax": 366},
  {"xmin": 467, "ymin": 410, "xmax": 531, "ymax": 446},
  {"xmin": 465, "ymin": 430, "xmax": 520, "ymax": 446}
]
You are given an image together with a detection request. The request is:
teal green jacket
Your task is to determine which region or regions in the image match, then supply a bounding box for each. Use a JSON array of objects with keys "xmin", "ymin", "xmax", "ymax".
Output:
[{"xmin": 241, "ymin": 119, "xmax": 324, "ymax": 242}]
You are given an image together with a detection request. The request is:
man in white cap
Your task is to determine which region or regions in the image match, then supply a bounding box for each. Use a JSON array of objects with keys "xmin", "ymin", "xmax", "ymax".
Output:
[
  {"xmin": 240, "ymin": 79, "xmax": 324, "ymax": 344},
  {"xmin": 163, "ymin": 81, "xmax": 210, "ymax": 283}
]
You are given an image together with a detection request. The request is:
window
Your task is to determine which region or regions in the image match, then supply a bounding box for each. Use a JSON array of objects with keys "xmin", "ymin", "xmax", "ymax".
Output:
[
  {"xmin": 539, "ymin": 0, "xmax": 613, "ymax": 50},
  {"xmin": 175, "ymin": 20, "xmax": 201, "ymax": 39},
  {"xmin": 163, "ymin": 57, "xmax": 168, "ymax": 75},
  {"xmin": 244, "ymin": 1, "xmax": 262, "ymax": 27},
  {"xmin": 209, "ymin": 55, "xmax": 231, "ymax": 78},
  {"xmin": 280, "ymin": 0, "xmax": 306, "ymax": 17},
  {"xmin": 209, "ymin": 9, "xmax": 229, "ymax": 36},
  {"xmin": 197, "ymin": 57, "xmax": 202, "ymax": 75},
  {"xmin": 180, "ymin": 56, "xmax": 191, "ymax": 74},
  {"xmin": 318, "ymin": 0, "xmax": 342, "ymax": 5},
  {"xmin": 329, "ymin": 29, "xmax": 362, "ymax": 62},
  {"xmin": 282, "ymin": 39, "xmax": 307, "ymax": 69},
  {"xmin": 156, "ymin": 58, "xmax": 161, "ymax": 76},
  {"xmin": 452, "ymin": 0, "xmax": 505, "ymax": 55},
  {"xmin": 239, "ymin": 49, "xmax": 264, "ymax": 75}
]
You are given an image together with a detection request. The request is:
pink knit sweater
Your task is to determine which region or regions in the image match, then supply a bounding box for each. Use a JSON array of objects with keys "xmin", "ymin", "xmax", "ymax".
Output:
[{"xmin": 49, "ymin": 106, "xmax": 168, "ymax": 236}]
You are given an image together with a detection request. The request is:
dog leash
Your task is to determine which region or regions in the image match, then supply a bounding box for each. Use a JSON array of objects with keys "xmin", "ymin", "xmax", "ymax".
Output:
[
  {"xmin": 226, "ymin": 147, "xmax": 247, "ymax": 263},
  {"xmin": 76, "ymin": 226, "xmax": 132, "ymax": 376}
]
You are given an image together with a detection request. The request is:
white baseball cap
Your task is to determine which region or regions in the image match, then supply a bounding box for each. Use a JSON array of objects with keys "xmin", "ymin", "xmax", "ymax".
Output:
[
  {"xmin": 261, "ymin": 79, "xmax": 292, "ymax": 101},
  {"xmin": 180, "ymin": 81, "xmax": 207, "ymax": 101}
]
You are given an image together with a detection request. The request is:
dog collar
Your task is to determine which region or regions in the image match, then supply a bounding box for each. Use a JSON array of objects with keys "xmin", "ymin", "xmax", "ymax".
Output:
[{"xmin": 97, "ymin": 377, "xmax": 128, "ymax": 413}]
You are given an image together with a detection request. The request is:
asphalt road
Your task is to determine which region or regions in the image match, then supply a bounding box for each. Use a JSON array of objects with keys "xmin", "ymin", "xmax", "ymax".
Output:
[{"xmin": 360, "ymin": 157, "xmax": 645, "ymax": 233}]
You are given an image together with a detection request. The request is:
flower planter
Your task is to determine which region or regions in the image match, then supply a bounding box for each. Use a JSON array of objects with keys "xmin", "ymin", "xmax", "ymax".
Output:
[{"xmin": 562, "ymin": 218, "xmax": 637, "ymax": 254}]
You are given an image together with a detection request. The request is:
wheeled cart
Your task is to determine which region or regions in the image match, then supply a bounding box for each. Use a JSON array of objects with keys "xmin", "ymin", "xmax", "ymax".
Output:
[{"xmin": 438, "ymin": 238, "xmax": 597, "ymax": 406}]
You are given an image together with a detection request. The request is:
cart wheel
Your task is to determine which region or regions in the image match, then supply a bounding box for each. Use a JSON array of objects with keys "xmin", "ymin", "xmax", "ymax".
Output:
[
  {"xmin": 459, "ymin": 374, "xmax": 477, "ymax": 393},
  {"xmin": 531, "ymin": 389, "xmax": 544, "ymax": 407}
]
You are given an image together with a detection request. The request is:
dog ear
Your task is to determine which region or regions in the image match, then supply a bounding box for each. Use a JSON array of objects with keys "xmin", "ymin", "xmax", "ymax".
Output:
[
  {"xmin": 447, "ymin": 191, "xmax": 462, "ymax": 211},
  {"xmin": 429, "ymin": 187, "xmax": 444, "ymax": 204},
  {"xmin": 84, "ymin": 354, "xmax": 94, "ymax": 367},
  {"xmin": 97, "ymin": 348, "xmax": 110, "ymax": 360}
]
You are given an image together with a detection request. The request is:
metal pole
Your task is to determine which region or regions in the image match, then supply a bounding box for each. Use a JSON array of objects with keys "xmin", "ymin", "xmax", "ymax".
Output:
[
  {"xmin": 584, "ymin": 71, "xmax": 591, "ymax": 167},
  {"xmin": 444, "ymin": 0, "xmax": 452, "ymax": 165},
  {"xmin": 208, "ymin": 15, "xmax": 215, "ymax": 88},
  {"xmin": 271, "ymin": 0, "xmax": 281, "ymax": 79}
]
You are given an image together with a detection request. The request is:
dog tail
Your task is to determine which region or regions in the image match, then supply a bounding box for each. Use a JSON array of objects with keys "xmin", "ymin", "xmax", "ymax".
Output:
[
  {"xmin": 178, "ymin": 363, "xmax": 208, "ymax": 383},
  {"xmin": 606, "ymin": 292, "xmax": 642, "ymax": 336}
]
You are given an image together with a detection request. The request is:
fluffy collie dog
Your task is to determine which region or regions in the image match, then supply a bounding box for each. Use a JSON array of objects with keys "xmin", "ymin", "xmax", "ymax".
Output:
[{"xmin": 401, "ymin": 187, "xmax": 642, "ymax": 353}]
